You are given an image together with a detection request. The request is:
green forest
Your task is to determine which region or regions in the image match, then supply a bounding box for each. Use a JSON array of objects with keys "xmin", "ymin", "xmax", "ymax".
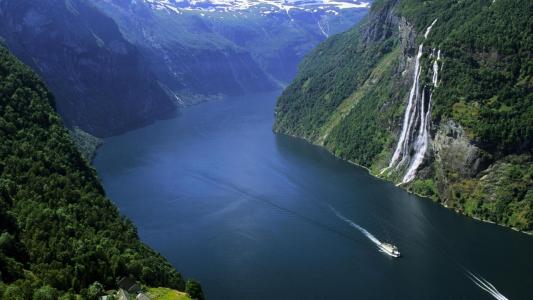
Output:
[
  {"xmin": 0, "ymin": 46, "xmax": 195, "ymax": 298},
  {"xmin": 275, "ymin": 0, "xmax": 533, "ymax": 231}
]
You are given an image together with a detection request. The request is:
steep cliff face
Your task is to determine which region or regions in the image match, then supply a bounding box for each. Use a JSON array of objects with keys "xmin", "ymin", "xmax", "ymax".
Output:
[
  {"xmin": 0, "ymin": 0, "xmax": 176, "ymax": 137},
  {"xmin": 275, "ymin": 0, "xmax": 533, "ymax": 232},
  {"xmin": 89, "ymin": 0, "xmax": 368, "ymax": 103},
  {"xmin": 92, "ymin": 0, "xmax": 276, "ymax": 102}
]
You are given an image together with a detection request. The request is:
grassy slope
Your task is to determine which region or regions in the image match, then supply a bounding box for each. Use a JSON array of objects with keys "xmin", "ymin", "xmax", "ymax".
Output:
[
  {"xmin": 148, "ymin": 287, "xmax": 192, "ymax": 300},
  {"xmin": 274, "ymin": 0, "xmax": 533, "ymax": 232}
]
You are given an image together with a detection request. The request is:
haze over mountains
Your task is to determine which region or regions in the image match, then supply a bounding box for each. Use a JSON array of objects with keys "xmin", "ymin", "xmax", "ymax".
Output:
[
  {"xmin": 0, "ymin": 0, "xmax": 368, "ymax": 136},
  {"xmin": 140, "ymin": 0, "xmax": 369, "ymax": 13},
  {"xmin": 0, "ymin": 0, "xmax": 175, "ymax": 137},
  {"xmin": 92, "ymin": 0, "xmax": 369, "ymax": 100}
]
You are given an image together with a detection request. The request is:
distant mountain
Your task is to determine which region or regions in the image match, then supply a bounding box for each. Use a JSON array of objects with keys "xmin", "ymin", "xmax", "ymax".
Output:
[
  {"xmin": 141, "ymin": 0, "xmax": 369, "ymax": 13},
  {"xmin": 91, "ymin": 0, "xmax": 369, "ymax": 103},
  {"xmin": 0, "ymin": 0, "xmax": 176, "ymax": 137},
  {"xmin": 275, "ymin": 0, "xmax": 533, "ymax": 232},
  {"xmin": 0, "ymin": 0, "xmax": 367, "ymax": 137}
]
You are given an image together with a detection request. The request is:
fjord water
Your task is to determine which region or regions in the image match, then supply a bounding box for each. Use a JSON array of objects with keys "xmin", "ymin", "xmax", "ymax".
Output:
[{"xmin": 94, "ymin": 91, "xmax": 533, "ymax": 299}]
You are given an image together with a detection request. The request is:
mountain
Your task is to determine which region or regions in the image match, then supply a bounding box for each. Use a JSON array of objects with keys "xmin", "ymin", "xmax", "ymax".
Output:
[
  {"xmin": 275, "ymin": 0, "xmax": 533, "ymax": 232},
  {"xmin": 0, "ymin": 0, "xmax": 177, "ymax": 137},
  {"xmin": 0, "ymin": 0, "xmax": 367, "ymax": 137},
  {"xmin": 141, "ymin": 0, "xmax": 369, "ymax": 12},
  {"xmin": 89, "ymin": 0, "xmax": 369, "ymax": 103},
  {"xmin": 0, "ymin": 45, "xmax": 198, "ymax": 298}
]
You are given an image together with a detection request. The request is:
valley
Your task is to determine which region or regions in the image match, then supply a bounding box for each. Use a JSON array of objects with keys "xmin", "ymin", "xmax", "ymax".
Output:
[
  {"xmin": 0, "ymin": 0, "xmax": 368, "ymax": 136},
  {"xmin": 0, "ymin": 0, "xmax": 531, "ymax": 299}
]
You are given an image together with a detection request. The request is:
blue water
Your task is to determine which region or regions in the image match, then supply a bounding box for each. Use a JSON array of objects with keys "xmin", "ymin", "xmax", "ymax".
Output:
[{"xmin": 94, "ymin": 91, "xmax": 533, "ymax": 299}]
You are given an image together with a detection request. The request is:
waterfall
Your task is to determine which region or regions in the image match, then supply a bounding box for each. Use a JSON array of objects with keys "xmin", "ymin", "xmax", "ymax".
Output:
[
  {"xmin": 380, "ymin": 44, "xmax": 424, "ymax": 174},
  {"xmin": 432, "ymin": 50, "xmax": 441, "ymax": 87},
  {"xmin": 403, "ymin": 49, "xmax": 440, "ymax": 183},
  {"xmin": 381, "ymin": 19, "xmax": 441, "ymax": 184},
  {"xmin": 318, "ymin": 19, "xmax": 329, "ymax": 38},
  {"xmin": 424, "ymin": 19, "xmax": 438, "ymax": 39},
  {"xmin": 402, "ymin": 92, "xmax": 431, "ymax": 182}
]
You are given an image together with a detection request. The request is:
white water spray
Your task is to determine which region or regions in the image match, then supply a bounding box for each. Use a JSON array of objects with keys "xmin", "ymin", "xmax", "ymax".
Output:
[
  {"xmin": 402, "ymin": 49, "xmax": 441, "ymax": 182},
  {"xmin": 432, "ymin": 50, "xmax": 441, "ymax": 87},
  {"xmin": 382, "ymin": 19, "xmax": 441, "ymax": 184},
  {"xmin": 424, "ymin": 19, "xmax": 438, "ymax": 39},
  {"xmin": 381, "ymin": 44, "xmax": 424, "ymax": 174},
  {"xmin": 402, "ymin": 95, "xmax": 431, "ymax": 182},
  {"xmin": 467, "ymin": 271, "xmax": 509, "ymax": 300},
  {"xmin": 329, "ymin": 206, "xmax": 381, "ymax": 247}
]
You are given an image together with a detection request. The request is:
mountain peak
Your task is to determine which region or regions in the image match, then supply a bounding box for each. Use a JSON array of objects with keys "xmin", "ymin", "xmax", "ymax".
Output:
[{"xmin": 142, "ymin": 0, "xmax": 370, "ymax": 14}]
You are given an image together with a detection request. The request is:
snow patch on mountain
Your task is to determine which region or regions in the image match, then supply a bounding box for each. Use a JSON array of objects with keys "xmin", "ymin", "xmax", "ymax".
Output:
[{"xmin": 143, "ymin": 0, "xmax": 369, "ymax": 14}]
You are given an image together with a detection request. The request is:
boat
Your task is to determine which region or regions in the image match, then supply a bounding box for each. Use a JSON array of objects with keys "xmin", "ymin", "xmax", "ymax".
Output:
[{"xmin": 379, "ymin": 242, "xmax": 400, "ymax": 257}]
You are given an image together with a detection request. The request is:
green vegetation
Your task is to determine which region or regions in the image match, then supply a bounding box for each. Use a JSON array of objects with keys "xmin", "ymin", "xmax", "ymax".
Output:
[
  {"xmin": 446, "ymin": 155, "xmax": 533, "ymax": 231},
  {"xmin": 185, "ymin": 280, "xmax": 204, "ymax": 300},
  {"xmin": 275, "ymin": 0, "xmax": 533, "ymax": 231},
  {"xmin": 274, "ymin": 14, "xmax": 398, "ymax": 145},
  {"xmin": 0, "ymin": 46, "xmax": 192, "ymax": 297},
  {"xmin": 147, "ymin": 287, "xmax": 193, "ymax": 300},
  {"xmin": 69, "ymin": 127, "xmax": 103, "ymax": 162},
  {"xmin": 407, "ymin": 0, "xmax": 533, "ymax": 154}
]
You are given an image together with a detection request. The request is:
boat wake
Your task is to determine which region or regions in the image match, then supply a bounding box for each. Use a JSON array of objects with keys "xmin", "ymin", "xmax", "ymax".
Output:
[
  {"xmin": 329, "ymin": 206, "xmax": 381, "ymax": 247},
  {"xmin": 467, "ymin": 271, "xmax": 508, "ymax": 300}
]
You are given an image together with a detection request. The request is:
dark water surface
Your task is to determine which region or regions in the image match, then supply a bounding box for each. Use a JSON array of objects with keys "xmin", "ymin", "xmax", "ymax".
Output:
[{"xmin": 94, "ymin": 91, "xmax": 533, "ymax": 300}]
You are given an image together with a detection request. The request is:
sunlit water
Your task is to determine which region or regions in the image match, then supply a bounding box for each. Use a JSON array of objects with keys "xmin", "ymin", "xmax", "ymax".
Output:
[{"xmin": 94, "ymin": 91, "xmax": 533, "ymax": 299}]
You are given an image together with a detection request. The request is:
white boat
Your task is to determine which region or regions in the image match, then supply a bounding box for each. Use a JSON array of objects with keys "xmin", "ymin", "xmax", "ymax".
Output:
[{"xmin": 379, "ymin": 242, "xmax": 400, "ymax": 257}]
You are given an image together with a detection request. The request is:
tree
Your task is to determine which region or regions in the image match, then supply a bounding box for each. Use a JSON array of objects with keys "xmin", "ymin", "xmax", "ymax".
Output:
[
  {"xmin": 2, "ymin": 281, "xmax": 31, "ymax": 300},
  {"xmin": 33, "ymin": 285, "xmax": 60, "ymax": 300},
  {"xmin": 185, "ymin": 280, "xmax": 204, "ymax": 300},
  {"xmin": 87, "ymin": 281, "xmax": 104, "ymax": 299}
]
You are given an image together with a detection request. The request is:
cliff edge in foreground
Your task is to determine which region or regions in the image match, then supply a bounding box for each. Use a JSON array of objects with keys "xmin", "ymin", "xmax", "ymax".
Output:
[{"xmin": 0, "ymin": 46, "xmax": 197, "ymax": 298}]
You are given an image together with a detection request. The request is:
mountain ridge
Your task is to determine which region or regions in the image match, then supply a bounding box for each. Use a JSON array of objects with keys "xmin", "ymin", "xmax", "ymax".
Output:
[
  {"xmin": 141, "ymin": 0, "xmax": 370, "ymax": 13},
  {"xmin": 91, "ymin": 0, "xmax": 369, "ymax": 103}
]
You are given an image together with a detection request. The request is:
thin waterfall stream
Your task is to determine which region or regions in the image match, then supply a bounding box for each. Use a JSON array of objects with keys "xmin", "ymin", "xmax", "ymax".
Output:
[{"xmin": 382, "ymin": 19, "xmax": 441, "ymax": 184}]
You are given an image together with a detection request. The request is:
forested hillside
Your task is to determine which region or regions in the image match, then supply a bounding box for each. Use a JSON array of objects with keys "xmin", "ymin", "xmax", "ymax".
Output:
[
  {"xmin": 275, "ymin": 0, "xmax": 533, "ymax": 232},
  {"xmin": 0, "ymin": 46, "xmax": 191, "ymax": 298}
]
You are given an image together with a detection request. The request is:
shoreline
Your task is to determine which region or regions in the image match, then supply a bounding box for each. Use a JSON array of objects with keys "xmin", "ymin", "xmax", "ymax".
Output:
[
  {"xmin": 90, "ymin": 90, "xmax": 284, "ymax": 163},
  {"xmin": 274, "ymin": 129, "xmax": 533, "ymax": 237}
]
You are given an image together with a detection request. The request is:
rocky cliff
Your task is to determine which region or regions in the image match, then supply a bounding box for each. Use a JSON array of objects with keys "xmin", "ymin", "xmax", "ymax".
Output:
[
  {"xmin": 275, "ymin": 0, "xmax": 533, "ymax": 232},
  {"xmin": 0, "ymin": 0, "xmax": 177, "ymax": 137}
]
